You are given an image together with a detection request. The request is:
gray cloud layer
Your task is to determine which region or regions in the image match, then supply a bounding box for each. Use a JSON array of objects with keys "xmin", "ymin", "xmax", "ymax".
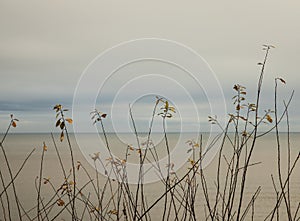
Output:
[{"xmin": 0, "ymin": 0, "xmax": 299, "ymax": 132}]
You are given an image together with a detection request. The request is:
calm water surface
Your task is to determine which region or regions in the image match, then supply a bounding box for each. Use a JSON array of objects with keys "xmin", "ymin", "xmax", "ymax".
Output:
[{"xmin": 0, "ymin": 133, "xmax": 299, "ymax": 220}]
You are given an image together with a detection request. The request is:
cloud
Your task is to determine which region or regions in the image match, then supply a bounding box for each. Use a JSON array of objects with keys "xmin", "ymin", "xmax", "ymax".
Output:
[{"xmin": 0, "ymin": 0, "xmax": 300, "ymax": 132}]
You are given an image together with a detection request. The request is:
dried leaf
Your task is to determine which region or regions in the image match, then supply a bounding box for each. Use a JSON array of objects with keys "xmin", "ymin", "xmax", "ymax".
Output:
[
  {"xmin": 108, "ymin": 209, "xmax": 118, "ymax": 215},
  {"xmin": 53, "ymin": 104, "xmax": 62, "ymax": 112},
  {"xmin": 91, "ymin": 152, "xmax": 100, "ymax": 161},
  {"xmin": 266, "ymin": 114, "xmax": 273, "ymax": 123},
  {"xmin": 77, "ymin": 161, "xmax": 81, "ymax": 170},
  {"xmin": 66, "ymin": 118, "xmax": 73, "ymax": 124},
  {"xmin": 60, "ymin": 122, "xmax": 65, "ymax": 130},
  {"xmin": 43, "ymin": 142, "xmax": 48, "ymax": 151},
  {"xmin": 165, "ymin": 101, "xmax": 169, "ymax": 110},
  {"xmin": 60, "ymin": 131, "xmax": 64, "ymax": 142},
  {"xmin": 68, "ymin": 180, "xmax": 75, "ymax": 185},
  {"xmin": 233, "ymin": 84, "xmax": 239, "ymax": 91},
  {"xmin": 169, "ymin": 106, "xmax": 176, "ymax": 113},
  {"xmin": 12, "ymin": 121, "xmax": 17, "ymax": 127},
  {"xmin": 57, "ymin": 199, "xmax": 65, "ymax": 206},
  {"xmin": 188, "ymin": 159, "xmax": 195, "ymax": 166},
  {"xmin": 56, "ymin": 119, "xmax": 61, "ymax": 127},
  {"xmin": 43, "ymin": 178, "xmax": 50, "ymax": 184},
  {"xmin": 278, "ymin": 78, "xmax": 286, "ymax": 84},
  {"xmin": 101, "ymin": 113, "xmax": 107, "ymax": 118}
]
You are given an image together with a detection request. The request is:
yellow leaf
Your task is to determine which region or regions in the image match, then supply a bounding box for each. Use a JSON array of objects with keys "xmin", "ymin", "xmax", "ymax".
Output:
[
  {"xmin": 68, "ymin": 180, "xmax": 75, "ymax": 185},
  {"xmin": 108, "ymin": 209, "xmax": 118, "ymax": 215},
  {"xmin": 188, "ymin": 159, "xmax": 195, "ymax": 165},
  {"xmin": 43, "ymin": 142, "xmax": 48, "ymax": 151},
  {"xmin": 66, "ymin": 118, "xmax": 73, "ymax": 124},
  {"xmin": 169, "ymin": 106, "xmax": 176, "ymax": 113}
]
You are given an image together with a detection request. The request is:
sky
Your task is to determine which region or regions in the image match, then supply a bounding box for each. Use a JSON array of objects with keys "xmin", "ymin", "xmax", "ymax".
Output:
[{"xmin": 0, "ymin": 0, "xmax": 299, "ymax": 133}]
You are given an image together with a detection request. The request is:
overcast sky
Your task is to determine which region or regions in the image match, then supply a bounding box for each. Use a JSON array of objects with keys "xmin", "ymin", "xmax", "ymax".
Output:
[{"xmin": 0, "ymin": 0, "xmax": 299, "ymax": 133}]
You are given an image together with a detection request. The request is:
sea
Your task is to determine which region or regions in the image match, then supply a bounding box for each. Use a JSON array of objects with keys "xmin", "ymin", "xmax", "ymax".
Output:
[{"xmin": 0, "ymin": 133, "xmax": 299, "ymax": 220}]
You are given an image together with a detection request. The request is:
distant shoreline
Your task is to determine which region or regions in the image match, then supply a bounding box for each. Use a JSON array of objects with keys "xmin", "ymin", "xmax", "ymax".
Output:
[{"xmin": 1, "ymin": 131, "xmax": 300, "ymax": 134}]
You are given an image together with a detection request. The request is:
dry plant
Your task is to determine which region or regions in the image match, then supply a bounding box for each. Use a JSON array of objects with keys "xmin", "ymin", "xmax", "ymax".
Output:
[{"xmin": 0, "ymin": 45, "xmax": 299, "ymax": 221}]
